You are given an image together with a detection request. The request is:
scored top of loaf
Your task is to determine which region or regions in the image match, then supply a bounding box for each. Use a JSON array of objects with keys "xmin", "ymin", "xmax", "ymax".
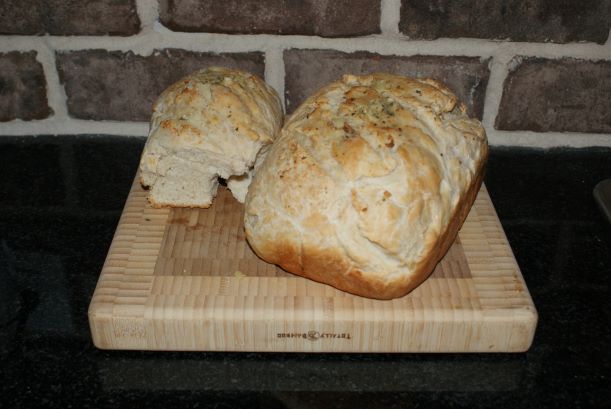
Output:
[{"xmin": 244, "ymin": 73, "xmax": 488, "ymax": 299}]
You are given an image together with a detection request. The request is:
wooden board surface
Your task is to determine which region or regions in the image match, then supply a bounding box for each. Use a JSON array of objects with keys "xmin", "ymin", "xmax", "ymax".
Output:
[{"xmin": 88, "ymin": 177, "xmax": 537, "ymax": 352}]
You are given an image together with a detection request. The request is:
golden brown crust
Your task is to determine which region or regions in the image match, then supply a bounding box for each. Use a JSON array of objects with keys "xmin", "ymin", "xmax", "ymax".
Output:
[
  {"xmin": 374, "ymin": 146, "xmax": 488, "ymax": 300},
  {"xmin": 245, "ymin": 73, "xmax": 488, "ymax": 299}
]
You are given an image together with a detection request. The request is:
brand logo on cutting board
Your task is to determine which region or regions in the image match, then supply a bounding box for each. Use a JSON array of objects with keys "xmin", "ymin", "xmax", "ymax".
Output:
[{"xmin": 277, "ymin": 331, "xmax": 352, "ymax": 341}]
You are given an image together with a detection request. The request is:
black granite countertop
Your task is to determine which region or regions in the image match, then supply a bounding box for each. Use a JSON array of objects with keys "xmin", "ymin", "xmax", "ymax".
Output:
[{"xmin": 0, "ymin": 135, "xmax": 609, "ymax": 408}]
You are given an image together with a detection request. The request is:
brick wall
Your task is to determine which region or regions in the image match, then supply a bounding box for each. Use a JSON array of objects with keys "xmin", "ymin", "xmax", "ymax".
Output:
[{"xmin": 0, "ymin": 0, "xmax": 609, "ymax": 147}]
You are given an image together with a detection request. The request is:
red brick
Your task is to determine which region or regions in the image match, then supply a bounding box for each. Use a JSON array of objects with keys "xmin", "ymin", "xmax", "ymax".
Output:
[
  {"xmin": 399, "ymin": 0, "xmax": 610, "ymax": 44},
  {"xmin": 56, "ymin": 50, "xmax": 265, "ymax": 121},
  {"xmin": 0, "ymin": 0, "xmax": 140, "ymax": 36},
  {"xmin": 496, "ymin": 57, "xmax": 611, "ymax": 133},
  {"xmin": 284, "ymin": 49, "xmax": 490, "ymax": 118},
  {"xmin": 160, "ymin": 0, "xmax": 380, "ymax": 37},
  {"xmin": 0, "ymin": 51, "xmax": 52, "ymax": 122}
]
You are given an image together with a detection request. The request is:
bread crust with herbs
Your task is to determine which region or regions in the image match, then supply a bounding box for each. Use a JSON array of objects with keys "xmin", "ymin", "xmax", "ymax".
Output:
[{"xmin": 245, "ymin": 73, "xmax": 488, "ymax": 299}]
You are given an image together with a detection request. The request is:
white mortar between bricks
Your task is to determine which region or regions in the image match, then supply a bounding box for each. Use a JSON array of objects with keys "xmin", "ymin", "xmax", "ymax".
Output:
[
  {"xmin": 0, "ymin": 10, "xmax": 609, "ymax": 148},
  {"xmin": 264, "ymin": 48, "xmax": 286, "ymax": 111},
  {"xmin": 380, "ymin": 0, "xmax": 401, "ymax": 35}
]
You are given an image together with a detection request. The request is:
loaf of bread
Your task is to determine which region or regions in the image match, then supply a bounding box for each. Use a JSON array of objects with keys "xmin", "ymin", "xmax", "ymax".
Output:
[
  {"xmin": 139, "ymin": 67, "xmax": 283, "ymax": 208},
  {"xmin": 244, "ymin": 73, "xmax": 488, "ymax": 299}
]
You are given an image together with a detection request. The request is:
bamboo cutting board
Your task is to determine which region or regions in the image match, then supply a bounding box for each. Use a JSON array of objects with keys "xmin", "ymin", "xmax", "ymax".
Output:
[{"xmin": 89, "ymin": 177, "xmax": 537, "ymax": 352}]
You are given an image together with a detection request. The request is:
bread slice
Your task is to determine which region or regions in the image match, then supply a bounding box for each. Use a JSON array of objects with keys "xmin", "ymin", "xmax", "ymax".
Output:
[
  {"xmin": 139, "ymin": 67, "xmax": 283, "ymax": 208},
  {"xmin": 244, "ymin": 73, "xmax": 488, "ymax": 299}
]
